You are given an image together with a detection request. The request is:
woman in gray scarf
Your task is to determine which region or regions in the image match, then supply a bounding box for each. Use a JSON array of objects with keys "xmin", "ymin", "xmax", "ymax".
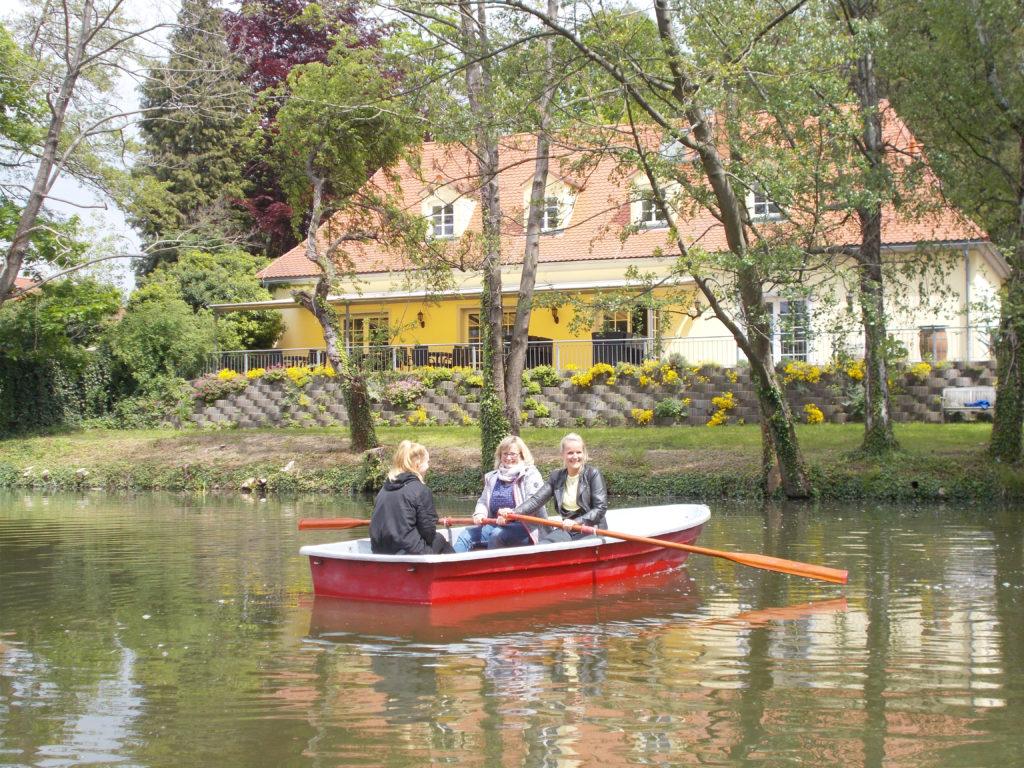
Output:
[{"xmin": 452, "ymin": 435, "xmax": 546, "ymax": 552}]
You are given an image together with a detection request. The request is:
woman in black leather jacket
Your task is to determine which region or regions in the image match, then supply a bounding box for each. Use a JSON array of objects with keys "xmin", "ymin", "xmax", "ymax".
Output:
[{"xmin": 505, "ymin": 432, "xmax": 607, "ymax": 543}]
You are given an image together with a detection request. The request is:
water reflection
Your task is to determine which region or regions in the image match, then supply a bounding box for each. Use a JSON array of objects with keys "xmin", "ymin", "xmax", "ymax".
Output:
[{"xmin": 1, "ymin": 492, "xmax": 1022, "ymax": 767}]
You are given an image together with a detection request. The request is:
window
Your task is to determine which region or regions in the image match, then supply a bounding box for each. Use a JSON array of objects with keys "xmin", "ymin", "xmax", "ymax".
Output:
[
  {"xmin": 773, "ymin": 300, "xmax": 809, "ymax": 361},
  {"xmin": 466, "ymin": 310, "xmax": 517, "ymax": 343},
  {"xmin": 344, "ymin": 314, "xmax": 389, "ymax": 348},
  {"xmin": 597, "ymin": 306, "xmax": 649, "ymax": 336},
  {"xmin": 542, "ymin": 196, "xmax": 562, "ymax": 232},
  {"xmin": 749, "ymin": 189, "xmax": 782, "ymax": 221},
  {"xmin": 431, "ymin": 203, "xmax": 454, "ymax": 238},
  {"xmin": 638, "ymin": 193, "xmax": 667, "ymax": 227}
]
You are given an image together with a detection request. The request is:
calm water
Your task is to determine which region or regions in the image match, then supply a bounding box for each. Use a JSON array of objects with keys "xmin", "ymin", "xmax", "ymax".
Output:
[{"xmin": 1, "ymin": 491, "xmax": 1022, "ymax": 767}]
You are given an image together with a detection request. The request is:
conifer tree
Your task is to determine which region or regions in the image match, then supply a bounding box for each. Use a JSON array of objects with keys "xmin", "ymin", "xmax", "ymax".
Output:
[{"xmin": 132, "ymin": 0, "xmax": 252, "ymax": 274}]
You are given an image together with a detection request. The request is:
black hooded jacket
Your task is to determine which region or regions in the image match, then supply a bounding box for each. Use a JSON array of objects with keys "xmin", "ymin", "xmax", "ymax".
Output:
[{"xmin": 370, "ymin": 473, "xmax": 441, "ymax": 555}]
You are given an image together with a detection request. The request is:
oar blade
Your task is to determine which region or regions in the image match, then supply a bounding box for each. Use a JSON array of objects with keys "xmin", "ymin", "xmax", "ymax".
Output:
[{"xmin": 724, "ymin": 551, "xmax": 848, "ymax": 584}]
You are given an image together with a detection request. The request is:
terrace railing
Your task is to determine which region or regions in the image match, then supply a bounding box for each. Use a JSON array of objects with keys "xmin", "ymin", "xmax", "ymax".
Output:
[{"xmin": 205, "ymin": 326, "xmax": 994, "ymax": 376}]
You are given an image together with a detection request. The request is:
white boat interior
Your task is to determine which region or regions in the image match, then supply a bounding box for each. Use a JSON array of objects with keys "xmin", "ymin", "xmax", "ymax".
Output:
[{"xmin": 299, "ymin": 503, "xmax": 711, "ymax": 564}]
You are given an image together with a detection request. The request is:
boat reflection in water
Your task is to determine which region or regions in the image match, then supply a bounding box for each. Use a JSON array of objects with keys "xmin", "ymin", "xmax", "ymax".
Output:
[
  {"xmin": 307, "ymin": 562, "xmax": 849, "ymax": 645},
  {"xmin": 307, "ymin": 568, "xmax": 704, "ymax": 643}
]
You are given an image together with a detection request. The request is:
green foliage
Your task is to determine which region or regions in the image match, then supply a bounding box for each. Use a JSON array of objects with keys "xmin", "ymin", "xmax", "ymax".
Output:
[
  {"xmin": 105, "ymin": 296, "xmax": 216, "ymax": 384},
  {"xmin": 524, "ymin": 365, "xmax": 561, "ymax": 387},
  {"xmin": 0, "ymin": 24, "xmax": 43, "ymax": 149},
  {"xmin": 653, "ymin": 398, "xmax": 689, "ymax": 419},
  {"xmin": 192, "ymin": 372, "xmax": 249, "ymax": 404},
  {"xmin": 273, "ymin": 40, "xmax": 419, "ymax": 229},
  {"xmin": 131, "ymin": 0, "xmax": 254, "ymax": 271},
  {"xmin": 138, "ymin": 248, "xmax": 283, "ymax": 349},
  {"xmin": 0, "ymin": 279, "xmax": 121, "ymax": 362}
]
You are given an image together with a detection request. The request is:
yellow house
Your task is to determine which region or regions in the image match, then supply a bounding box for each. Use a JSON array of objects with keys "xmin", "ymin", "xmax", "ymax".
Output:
[{"xmin": 215, "ymin": 110, "xmax": 1006, "ymax": 372}]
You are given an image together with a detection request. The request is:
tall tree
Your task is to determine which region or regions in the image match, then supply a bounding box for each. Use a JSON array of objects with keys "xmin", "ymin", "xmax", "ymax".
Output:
[
  {"xmin": 1, "ymin": 0, "xmax": 172, "ymax": 307},
  {"xmin": 456, "ymin": 0, "xmax": 512, "ymax": 462},
  {"xmin": 272, "ymin": 40, "xmax": 418, "ymax": 451},
  {"xmin": 131, "ymin": 0, "xmax": 253, "ymax": 274},
  {"xmin": 835, "ymin": 0, "xmax": 900, "ymax": 454},
  {"xmin": 500, "ymin": 0, "xmax": 815, "ymax": 497},
  {"xmin": 224, "ymin": 0, "xmax": 383, "ymax": 257},
  {"xmin": 886, "ymin": 0, "xmax": 1024, "ymax": 462}
]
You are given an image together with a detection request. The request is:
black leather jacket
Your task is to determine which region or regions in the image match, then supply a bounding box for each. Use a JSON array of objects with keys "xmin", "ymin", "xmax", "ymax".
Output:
[{"xmin": 514, "ymin": 465, "xmax": 608, "ymax": 527}]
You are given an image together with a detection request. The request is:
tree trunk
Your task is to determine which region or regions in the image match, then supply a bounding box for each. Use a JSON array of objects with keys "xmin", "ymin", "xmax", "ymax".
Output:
[
  {"xmin": 739, "ymin": 276, "xmax": 812, "ymax": 498},
  {"xmin": 858, "ymin": 239, "xmax": 899, "ymax": 454},
  {"xmin": 990, "ymin": 247, "xmax": 1024, "ymax": 462},
  {"xmin": 295, "ymin": 169, "xmax": 378, "ymax": 453},
  {"xmin": 294, "ymin": 278, "xmax": 378, "ymax": 453},
  {"xmin": 989, "ymin": 134, "xmax": 1024, "ymax": 462},
  {"xmin": 846, "ymin": 0, "xmax": 899, "ymax": 455},
  {"xmin": 504, "ymin": 0, "xmax": 557, "ymax": 433},
  {"xmin": 460, "ymin": 0, "xmax": 510, "ymax": 465}
]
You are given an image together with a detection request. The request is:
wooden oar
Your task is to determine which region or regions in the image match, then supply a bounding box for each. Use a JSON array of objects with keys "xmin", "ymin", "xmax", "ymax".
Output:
[
  {"xmin": 508, "ymin": 513, "xmax": 849, "ymax": 585},
  {"xmin": 298, "ymin": 516, "xmax": 485, "ymax": 530}
]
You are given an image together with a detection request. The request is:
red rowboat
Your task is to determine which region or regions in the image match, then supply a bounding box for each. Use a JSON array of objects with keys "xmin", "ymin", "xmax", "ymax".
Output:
[{"xmin": 300, "ymin": 503, "xmax": 710, "ymax": 604}]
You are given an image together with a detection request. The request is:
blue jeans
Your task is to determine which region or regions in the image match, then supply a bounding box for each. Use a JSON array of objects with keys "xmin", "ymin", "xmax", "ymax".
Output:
[{"xmin": 453, "ymin": 523, "xmax": 532, "ymax": 552}]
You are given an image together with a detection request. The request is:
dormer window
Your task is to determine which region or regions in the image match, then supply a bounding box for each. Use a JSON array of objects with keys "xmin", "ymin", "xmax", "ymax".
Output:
[
  {"xmin": 638, "ymin": 193, "xmax": 668, "ymax": 228},
  {"xmin": 542, "ymin": 196, "xmax": 562, "ymax": 232},
  {"xmin": 431, "ymin": 203, "xmax": 454, "ymax": 238},
  {"xmin": 749, "ymin": 190, "xmax": 783, "ymax": 221}
]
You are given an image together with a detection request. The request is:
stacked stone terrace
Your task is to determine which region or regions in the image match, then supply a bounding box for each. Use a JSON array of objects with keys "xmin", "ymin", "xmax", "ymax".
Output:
[{"xmin": 191, "ymin": 361, "xmax": 997, "ymax": 429}]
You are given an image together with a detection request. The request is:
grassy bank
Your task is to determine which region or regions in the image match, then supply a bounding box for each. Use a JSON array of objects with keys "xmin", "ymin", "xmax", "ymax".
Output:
[{"xmin": 1, "ymin": 423, "xmax": 1020, "ymax": 501}]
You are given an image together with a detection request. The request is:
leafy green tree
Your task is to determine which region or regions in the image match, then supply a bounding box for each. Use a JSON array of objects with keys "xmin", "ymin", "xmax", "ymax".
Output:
[
  {"xmin": 272, "ymin": 40, "xmax": 419, "ymax": 451},
  {"xmin": 131, "ymin": 0, "xmax": 254, "ymax": 274},
  {"xmin": 1, "ymin": 0, "xmax": 168, "ymax": 306},
  {"xmin": 140, "ymin": 248, "xmax": 283, "ymax": 349},
  {"xmin": 105, "ymin": 294, "xmax": 217, "ymax": 385},
  {"xmin": 0, "ymin": 278, "xmax": 120, "ymax": 362},
  {"xmin": 886, "ymin": 0, "xmax": 1024, "ymax": 462}
]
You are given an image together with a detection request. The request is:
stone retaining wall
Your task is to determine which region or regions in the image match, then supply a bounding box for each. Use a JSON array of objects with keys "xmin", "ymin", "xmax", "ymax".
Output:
[{"xmin": 191, "ymin": 361, "xmax": 997, "ymax": 429}]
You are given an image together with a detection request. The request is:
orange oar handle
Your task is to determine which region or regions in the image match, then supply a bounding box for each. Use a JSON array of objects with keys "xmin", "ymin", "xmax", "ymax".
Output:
[
  {"xmin": 298, "ymin": 516, "xmax": 489, "ymax": 530},
  {"xmin": 508, "ymin": 513, "xmax": 848, "ymax": 585}
]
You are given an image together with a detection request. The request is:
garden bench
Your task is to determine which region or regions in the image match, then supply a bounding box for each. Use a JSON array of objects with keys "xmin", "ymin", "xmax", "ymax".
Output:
[{"xmin": 941, "ymin": 386, "xmax": 996, "ymax": 421}]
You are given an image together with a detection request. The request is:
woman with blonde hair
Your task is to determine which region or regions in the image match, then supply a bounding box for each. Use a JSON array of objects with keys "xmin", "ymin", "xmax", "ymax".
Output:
[
  {"xmin": 370, "ymin": 440, "xmax": 454, "ymax": 555},
  {"xmin": 452, "ymin": 435, "xmax": 546, "ymax": 552},
  {"xmin": 506, "ymin": 432, "xmax": 607, "ymax": 544}
]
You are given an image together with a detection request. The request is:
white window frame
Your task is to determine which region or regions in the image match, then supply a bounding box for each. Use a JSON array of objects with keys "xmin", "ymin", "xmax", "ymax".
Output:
[
  {"xmin": 638, "ymin": 193, "xmax": 668, "ymax": 228},
  {"xmin": 430, "ymin": 203, "xmax": 455, "ymax": 238},
  {"xmin": 769, "ymin": 298, "xmax": 811, "ymax": 362},
  {"xmin": 748, "ymin": 189, "xmax": 783, "ymax": 221},
  {"xmin": 542, "ymin": 195, "xmax": 562, "ymax": 232}
]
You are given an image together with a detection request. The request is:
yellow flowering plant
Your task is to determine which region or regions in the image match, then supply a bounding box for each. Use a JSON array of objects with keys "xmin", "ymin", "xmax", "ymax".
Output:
[
  {"xmin": 907, "ymin": 361, "xmax": 932, "ymax": 382},
  {"xmin": 803, "ymin": 403, "xmax": 825, "ymax": 424},
  {"xmin": 245, "ymin": 368, "xmax": 266, "ymax": 380},
  {"xmin": 217, "ymin": 368, "xmax": 240, "ymax": 381},
  {"xmin": 707, "ymin": 391, "xmax": 737, "ymax": 427},
  {"xmin": 631, "ymin": 408, "xmax": 654, "ymax": 425}
]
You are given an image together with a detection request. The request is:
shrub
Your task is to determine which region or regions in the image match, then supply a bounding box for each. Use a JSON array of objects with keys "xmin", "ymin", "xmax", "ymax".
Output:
[
  {"xmin": 783, "ymin": 361, "xmax": 822, "ymax": 384},
  {"xmin": 246, "ymin": 367, "xmax": 266, "ymax": 380},
  {"xmin": 654, "ymin": 397, "xmax": 690, "ymax": 419},
  {"xmin": 631, "ymin": 408, "xmax": 653, "ymax": 425},
  {"xmin": 193, "ymin": 372, "xmax": 248, "ymax": 404},
  {"xmin": 907, "ymin": 361, "xmax": 932, "ymax": 382},
  {"xmin": 385, "ymin": 377, "xmax": 424, "ymax": 409},
  {"xmin": 707, "ymin": 391, "xmax": 737, "ymax": 427},
  {"xmin": 217, "ymin": 368, "xmax": 240, "ymax": 381},
  {"xmin": 416, "ymin": 366, "xmax": 454, "ymax": 388},
  {"xmin": 407, "ymin": 406, "xmax": 430, "ymax": 426},
  {"xmin": 525, "ymin": 364, "xmax": 561, "ymax": 387},
  {"xmin": 804, "ymin": 402, "xmax": 825, "ymax": 424}
]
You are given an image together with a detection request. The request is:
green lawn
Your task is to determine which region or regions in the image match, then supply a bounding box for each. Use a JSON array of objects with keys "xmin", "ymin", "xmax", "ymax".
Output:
[{"xmin": 0, "ymin": 421, "xmax": 995, "ymax": 475}]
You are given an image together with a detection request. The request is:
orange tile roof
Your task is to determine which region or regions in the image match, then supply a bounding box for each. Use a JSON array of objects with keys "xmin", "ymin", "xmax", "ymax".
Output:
[{"xmin": 258, "ymin": 105, "xmax": 986, "ymax": 281}]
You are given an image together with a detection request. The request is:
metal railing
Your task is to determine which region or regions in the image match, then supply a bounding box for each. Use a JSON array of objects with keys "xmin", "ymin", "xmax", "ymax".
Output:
[{"xmin": 205, "ymin": 326, "xmax": 993, "ymax": 375}]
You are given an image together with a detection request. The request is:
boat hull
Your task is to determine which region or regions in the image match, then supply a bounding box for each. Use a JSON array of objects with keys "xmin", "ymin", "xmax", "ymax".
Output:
[{"xmin": 301, "ymin": 504, "xmax": 709, "ymax": 604}]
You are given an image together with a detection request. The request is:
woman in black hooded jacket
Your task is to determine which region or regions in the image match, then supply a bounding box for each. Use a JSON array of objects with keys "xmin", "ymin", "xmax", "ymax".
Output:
[{"xmin": 370, "ymin": 440, "xmax": 454, "ymax": 555}]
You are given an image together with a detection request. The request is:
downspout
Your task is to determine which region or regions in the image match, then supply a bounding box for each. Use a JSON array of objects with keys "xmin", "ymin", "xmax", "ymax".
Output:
[{"xmin": 963, "ymin": 246, "xmax": 971, "ymax": 362}]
